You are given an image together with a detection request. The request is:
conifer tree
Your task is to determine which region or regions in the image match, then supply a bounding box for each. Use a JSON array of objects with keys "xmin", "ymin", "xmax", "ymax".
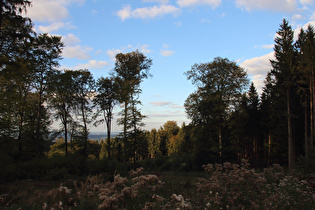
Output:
[{"xmin": 270, "ymin": 19, "xmax": 297, "ymax": 170}]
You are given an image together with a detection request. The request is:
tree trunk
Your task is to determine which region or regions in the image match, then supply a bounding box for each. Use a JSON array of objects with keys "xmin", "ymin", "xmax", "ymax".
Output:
[
  {"xmin": 63, "ymin": 103, "xmax": 68, "ymax": 156},
  {"xmin": 268, "ymin": 131, "xmax": 271, "ymax": 165},
  {"xmin": 35, "ymin": 91, "xmax": 42, "ymax": 157},
  {"xmin": 18, "ymin": 108, "xmax": 24, "ymax": 160},
  {"xmin": 123, "ymin": 101, "xmax": 128, "ymax": 162},
  {"xmin": 287, "ymin": 87, "xmax": 294, "ymax": 170},
  {"xmin": 219, "ymin": 128, "xmax": 222, "ymax": 162},
  {"xmin": 305, "ymin": 99, "xmax": 309, "ymax": 160},
  {"xmin": 105, "ymin": 111, "xmax": 111, "ymax": 160},
  {"xmin": 0, "ymin": 0, "xmax": 3, "ymax": 30},
  {"xmin": 81, "ymin": 101, "xmax": 88, "ymax": 159},
  {"xmin": 312, "ymin": 69, "xmax": 315, "ymax": 149}
]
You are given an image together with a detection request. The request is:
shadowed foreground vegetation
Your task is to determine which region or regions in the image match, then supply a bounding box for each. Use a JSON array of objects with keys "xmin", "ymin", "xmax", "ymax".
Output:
[{"xmin": 0, "ymin": 160, "xmax": 314, "ymax": 209}]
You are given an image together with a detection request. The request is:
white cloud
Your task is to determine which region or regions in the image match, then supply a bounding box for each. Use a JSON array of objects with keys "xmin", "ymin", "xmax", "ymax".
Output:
[
  {"xmin": 26, "ymin": 0, "xmax": 68, "ymax": 22},
  {"xmin": 177, "ymin": 0, "xmax": 222, "ymax": 8},
  {"xmin": 62, "ymin": 45, "xmax": 92, "ymax": 60},
  {"xmin": 138, "ymin": 44, "xmax": 152, "ymax": 53},
  {"xmin": 262, "ymin": 44, "xmax": 274, "ymax": 49},
  {"xmin": 117, "ymin": 5, "xmax": 132, "ymax": 21},
  {"xmin": 74, "ymin": 60, "xmax": 110, "ymax": 70},
  {"xmin": 293, "ymin": 20, "xmax": 315, "ymax": 40},
  {"xmin": 117, "ymin": 4, "xmax": 180, "ymax": 21},
  {"xmin": 150, "ymin": 101, "xmax": 172, "ymax": 106},
  {"xmin": 169, "ymin": 104, "xmax": 184, "ymax": 109},
  {"xmin": 143, "ymin": 0, "xmax": 170, "ymax": 4},
  {"xmin": 107, "ymin": 44, "xmax": 151, "ymax": 60},
  {"xmin": 26, "ymin": 0, "xmax": 85, "ymax": 22},
  {"xmin": 160, "ymin": 50, "xmax": 175, "ymax": 56},
  {"xmin": 148, "ymin": 113, "xmax": 183, "ymax": 117},
  {"xmin": 107, "ymin": 49, "xmax": 123, "ymax": 60},
  {"xmin": 61, "ymin": 33, "xmax": 81, "ymax": 45},
  {"xmin": 292, "ymin": 14, "xmax": 303, "ymax": 21},
  {"xmin": 300, "ymin": 0, "xmax": 315, "ymax": 5},
  {"xmin": 37, "ymin": 22, "xmax": 75, "ymax": 33},
  {"xmin": 235, "ymin": 0, "xmax": 298, "ymax": 12},
  {"xmin": 241, "ymin": 52, "xmax": 274, "ymax": 76},
  {"xmin": 240, "ymin": 52, "xmax": 275, "ymax": 93},
  {"xmin": 25, "ymin": 0, "xmax": 85, "ymax": 32}
]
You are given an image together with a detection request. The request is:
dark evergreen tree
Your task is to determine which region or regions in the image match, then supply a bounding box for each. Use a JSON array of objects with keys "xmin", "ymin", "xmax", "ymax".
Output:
[{"xmin": 270, "ymin": 19, "xmax": 298, "ymax": 170}]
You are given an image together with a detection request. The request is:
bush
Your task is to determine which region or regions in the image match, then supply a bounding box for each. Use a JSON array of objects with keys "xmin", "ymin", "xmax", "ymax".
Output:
[{"xmin": 296, "ymin": 148, "xmax": 315, "ymax": 173}]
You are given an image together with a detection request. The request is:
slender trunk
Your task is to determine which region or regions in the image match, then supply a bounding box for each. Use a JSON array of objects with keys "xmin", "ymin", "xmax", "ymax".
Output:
[
  {"xmin": 253, "ymin": 136, "xmax": 257, "ymax": 167},
  {"xmin": 18, "ymin": 107, "xmax": 24, "ymax": 160},
  {"xmin": 63, "ymin": 103, "xmax": 68, "ymax": 156},
  {"xmin": 123, "ymin": 101, "xmax": 128, "ymax": 162},
  {"xmin": 219, "ymin": 128, "xmax": 222, "ymax": 162},
  {"xmin": 81, "ymin": 101, "xmax": 88, "ymax": 158},
  {"xmin": 310, "ymin": 80, "xmax": 313, "ymax": 150},
  {"xmin": 132, "ymin": 97, "xmax": 137, "ymax": 162},
  {"xmin": 312, "ymin": 68, "xmax": 315, "ymax": 149},
  {"xmin": 305, "ymin": 98, "xmax": 309, "ymax": 160},
  {"xmin": 64, "ymin": 121, "xmax": 68, "ymax": 156},
  {"xmin": 18, "ymin": 90, "xmax": 27, "ymax": 160},
  {"xmin": 268, "ymin": 131, "xmax": 271, "ymax": 165},
  {"xmin": 287, "ymin": 87, "xmax": 293, "ymax": 170},
  {"xmin": 105, "ymin": 110, "xmax": 111, "ymax": 160},
  {"xmin": 0, "ymin": 0, "xmax": 3, "ymax": 31},
  {"xmin": 35, "ymin": 91, "xmax": 42, "ymax": 157}
]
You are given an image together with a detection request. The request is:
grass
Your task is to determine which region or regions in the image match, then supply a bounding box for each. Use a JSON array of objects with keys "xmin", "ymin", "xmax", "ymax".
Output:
[{"xmin": 0, "ymin": 161, "xmax": 315, "ymax": 209}]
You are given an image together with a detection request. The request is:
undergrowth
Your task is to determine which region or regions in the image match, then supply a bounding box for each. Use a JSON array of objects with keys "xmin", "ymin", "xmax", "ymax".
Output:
[{"xmin": 1, "ymin": 160, "xmax": 314, "ymax": 209}]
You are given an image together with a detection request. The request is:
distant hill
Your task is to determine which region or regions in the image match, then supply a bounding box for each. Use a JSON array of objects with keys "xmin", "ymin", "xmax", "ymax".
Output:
[{"xmin": 88, "ymin": 132, "xmax": 121, "ymax": 141}]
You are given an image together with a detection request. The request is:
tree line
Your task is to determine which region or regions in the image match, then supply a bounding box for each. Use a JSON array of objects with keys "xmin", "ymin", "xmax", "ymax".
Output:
[{"xmin": 1, "ymin": 0, "xmax": 315, "ymax": 170}]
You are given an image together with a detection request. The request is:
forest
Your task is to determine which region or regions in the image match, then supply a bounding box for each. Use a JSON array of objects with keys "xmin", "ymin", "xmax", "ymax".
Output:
[
  {"xmin": 1, "ymin": 1, "xmax": 315, "ymax": 209},
  {"xmin": 1, "ymin": 0, "xmax": 315, "ymax": 173}
]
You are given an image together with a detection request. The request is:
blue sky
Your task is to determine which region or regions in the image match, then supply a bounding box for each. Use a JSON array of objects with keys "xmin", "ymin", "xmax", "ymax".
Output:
[{"xmin": 24, "ymin": 0, "xmax": 315, "ymax": 132}]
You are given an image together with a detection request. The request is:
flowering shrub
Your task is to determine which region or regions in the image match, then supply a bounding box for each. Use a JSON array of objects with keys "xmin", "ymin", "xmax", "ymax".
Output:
[
  {"xmin": 98, "ymin": 168, "xmax": 165, "ymax": 209},
  {"xmin": 2, "ymin": 163, "xmax": 314, "ymax": 209},
  {"xmin": 198, "ymin": 160, "xmax": 315, "ymax": 209}
]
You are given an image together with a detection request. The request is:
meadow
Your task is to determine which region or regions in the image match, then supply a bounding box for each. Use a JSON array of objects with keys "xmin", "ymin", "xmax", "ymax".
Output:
[{"xmin": 1, "ymin": 159, "xmax": 314, "ymax": 209}]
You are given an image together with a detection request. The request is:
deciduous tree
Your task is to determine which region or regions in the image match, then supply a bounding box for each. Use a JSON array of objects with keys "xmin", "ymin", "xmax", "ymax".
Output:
[
  {"xmin": 185, "ymin": 57, "xmax": 249, "ymax": 161},
  {"xmin": 113, "ymin": 50, "xmax": 152, "ymax": 161},
  {"xmin": 94, "ymin": 76, "xmax": 118, "ymax": 160}
]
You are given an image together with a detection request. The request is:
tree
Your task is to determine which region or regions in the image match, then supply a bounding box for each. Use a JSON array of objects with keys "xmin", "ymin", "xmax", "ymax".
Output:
[
  {"xmin": 72, "ymin": 69, "xmax": 95, "ymax": 158},
  {"xmin": 162, "ymin": 121, "xmax": 180, "ymax": 155},
  {"xmin": 113, "ymin": 50, "xmax": 152, "ymax": 161},
  {"xmin": 0, "ymin": 0, "xmax": 33, "ymax": 70},
  {"xmin": 270, "ymin": 19, "xmax": 297, "ymax": 170},
  {"xmin": 148, "ymin": 128, "xmax": 159, "ymax": 158},
  {"xmin": 247, "ymin": 82, "xmax": 261, "ymax": 164},
  {"xmin": 94, "ymin": 76, "xmax": 118, "ymax": 160},
  {"xmin": 31, "ymin": 33, "xmax": 63, "ymax": 156},
  {"xmin": 0, "ymin": 0, "xmax": 30, "ymax": 30},
  {"xmin": 296, "ymin": 25, "xmax": 315, "ymax": 160},
  {"xmin": 1, "ymin": 56, "xmax": 34, "ymax": 159},
  {"xmin": 185, "ymin": 57, "xmax": 249, "ymax": 161},
  {"xmin": 48, "ymin": 70, "xmax": 77, "ymax": 156}
]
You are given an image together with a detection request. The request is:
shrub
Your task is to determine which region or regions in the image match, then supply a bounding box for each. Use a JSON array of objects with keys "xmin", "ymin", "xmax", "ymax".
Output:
[{"xmin": 197, "ymin": 160, "xmax": 315, "ymax": 209}]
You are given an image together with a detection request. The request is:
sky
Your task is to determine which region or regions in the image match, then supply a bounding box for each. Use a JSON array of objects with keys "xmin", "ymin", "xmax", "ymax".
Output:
[{"xmin": 23, "ymin": 0, "xmax": 315, "ymax": 132}]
